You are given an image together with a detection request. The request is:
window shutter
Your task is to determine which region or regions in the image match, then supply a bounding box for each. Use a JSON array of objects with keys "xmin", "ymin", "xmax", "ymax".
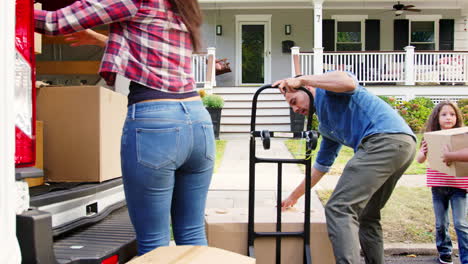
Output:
[
  {"xmin": 394, "ymin": 19, "xmax": 409, "ymax": 51},
  {"xmin": 439, "ymin": 19, "xmax": 454, "ymax": 51},
  {"xmin": 365, "ymin": 20, "xmax": 380, "ymax": 51},
  {"xmin": 323, "ymin": 19, "xmax": 335, "ymax": 51}
]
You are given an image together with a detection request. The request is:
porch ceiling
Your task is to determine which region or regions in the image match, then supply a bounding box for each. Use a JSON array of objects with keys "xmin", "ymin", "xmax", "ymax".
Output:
[{"xmin": 199, "ymin": 0, "xmax": 464, "ymax": 10}]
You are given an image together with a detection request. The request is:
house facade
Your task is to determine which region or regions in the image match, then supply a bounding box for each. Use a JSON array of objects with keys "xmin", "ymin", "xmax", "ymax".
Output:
[
  {"xmin": 196, "ymin": 0, "xmax": 468, "ymax": 137},
  {"xmin": 199, "ymin": 0, "xmax": 468, "ymax": 88}
]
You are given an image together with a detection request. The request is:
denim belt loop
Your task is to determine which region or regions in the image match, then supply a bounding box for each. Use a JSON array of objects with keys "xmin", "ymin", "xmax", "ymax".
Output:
[
  {"xmin": 180, "ymin": 102, "xmax": 189, "ymax": 114},
  {"xmin": 131, "ymin": 104, "xmax": 136, "ymax": 120}
]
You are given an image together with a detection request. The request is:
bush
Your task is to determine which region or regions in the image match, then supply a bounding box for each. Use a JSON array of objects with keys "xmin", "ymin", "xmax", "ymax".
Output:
[
  {"xmin": 202, "ymin": 94, "xmax": 224, "ymax": 109},
  {"xmin": 378, "ymin": 96, "xmax": 398, "ymax": 109},
  {"xmin": 458, "ymin": 99, "xmax": 468, "ymax": 126},
  {"xmin": 396, "ymin": 97, "xmax": 434, "ymax": 132}
]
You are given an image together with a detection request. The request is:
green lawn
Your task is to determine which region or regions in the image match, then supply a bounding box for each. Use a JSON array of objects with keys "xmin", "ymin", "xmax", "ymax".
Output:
[
  {"xmin": 317, "ymin": 187, "xmax": 457, "ymax": 243},
  {"xmin": 284, "ymin": 134, "xmax": 426, "ymax": 175},
  {"xmin": 214, "ymin": 140, "xmax": 227, "ymax": 173}
]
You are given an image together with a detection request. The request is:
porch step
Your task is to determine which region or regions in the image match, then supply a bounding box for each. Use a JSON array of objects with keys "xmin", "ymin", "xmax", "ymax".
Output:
[
  {"xmin": 222, "ymin": 115, "xmax": 289, "ymax": 124},
  {"xmin": 222, "ymin": 108, "xmax": 289, "ymax": 116},
  {"xmin": 223, "ymin": 100, "xmax": 289, "ymax": 108},
  {"xmin": 213, "ymin": 86, "xmax": 292, "ymax": 136},
  {"xmin": 221, "ymin": 124, "xmax": 291, "ymax": 133}
]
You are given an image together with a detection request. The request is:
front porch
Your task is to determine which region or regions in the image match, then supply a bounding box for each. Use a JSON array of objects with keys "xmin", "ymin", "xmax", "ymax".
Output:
[
  {"xmin": 191, "ymin": 47, "xmax": 468, "ymax": 138},
  {"xmin": 292, "ymin": 47, "xmax": 468, "ymax": 87}
]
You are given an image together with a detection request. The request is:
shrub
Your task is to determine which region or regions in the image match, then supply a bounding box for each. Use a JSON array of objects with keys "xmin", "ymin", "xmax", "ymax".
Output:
[
  {"xmin": 458, "ymin": 99, "xmax": 468, "ymax": 126},
  {"xmin": 202, "ymin": 94, "xmax": 224, "ymax": 109},
  {"xmin": 396, "ymin": 97, "xmax": 434, "ymax": 132},
  {"xmin": 378, "ymin": 96, "xmax": 398, "ymax": 109}
]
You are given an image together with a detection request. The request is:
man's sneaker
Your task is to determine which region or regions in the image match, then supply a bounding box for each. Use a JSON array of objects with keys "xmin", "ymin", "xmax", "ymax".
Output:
[{"xmin": 439, "ymin": 254, "xmax": 453, "ymax": 264}]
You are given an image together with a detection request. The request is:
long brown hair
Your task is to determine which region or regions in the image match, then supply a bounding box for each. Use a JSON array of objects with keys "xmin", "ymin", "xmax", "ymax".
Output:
[
  {"xmin": 168, "ymin": 0, "xmax": 203, "ymax": 52},
  {"xmin": 424, "ymin": 101, "xmax": 464, "ymax": 132}
]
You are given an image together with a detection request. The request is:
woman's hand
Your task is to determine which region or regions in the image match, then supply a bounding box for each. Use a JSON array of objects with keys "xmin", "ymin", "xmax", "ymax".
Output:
[
  {"xmin": 281, "ymin": 195, "xmax": 298, "ymax": 211},
  {"xmin": 64, "ymin": 29, "xmax": 108, "ymax": 47}
]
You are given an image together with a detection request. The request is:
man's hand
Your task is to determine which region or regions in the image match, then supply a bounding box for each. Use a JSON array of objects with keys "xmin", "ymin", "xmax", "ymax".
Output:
[
  {"xmin": 281, "ymin": 195, "xmax": 298, "ymax": 211},
  {"xmin": 64, "ymin": 29, "xmax": 107, "ymax": 48},
  {"xmin": 273, "ymin": 77, "xmax": 302, "ymax": 94}
]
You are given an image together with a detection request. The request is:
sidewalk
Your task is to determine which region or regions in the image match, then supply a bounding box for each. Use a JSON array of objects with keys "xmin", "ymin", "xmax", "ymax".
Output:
[{"xmin": 207, "ymin": 138, "xmax": 439, "ymax": 256}]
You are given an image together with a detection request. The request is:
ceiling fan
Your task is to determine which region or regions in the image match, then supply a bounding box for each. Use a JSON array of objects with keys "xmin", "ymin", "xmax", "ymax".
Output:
[{"xmin": 392, "ymin": 1, "xmax": 421, "ymax": 16}]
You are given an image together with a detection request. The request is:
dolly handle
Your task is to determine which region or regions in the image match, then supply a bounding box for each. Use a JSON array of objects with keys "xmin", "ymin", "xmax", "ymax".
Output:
[{"xmin": 250, "ymin": 84, "xmax": 315, "ymax": 132}]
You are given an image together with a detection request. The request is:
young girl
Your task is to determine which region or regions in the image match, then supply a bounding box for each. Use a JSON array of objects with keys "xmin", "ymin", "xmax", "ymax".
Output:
[{"xmin": 417, "ymin": 101, "xmax": 468, "ymax": 264}]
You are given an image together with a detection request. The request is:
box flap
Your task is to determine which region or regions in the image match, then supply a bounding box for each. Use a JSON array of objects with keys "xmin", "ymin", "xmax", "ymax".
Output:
[{"xmin": 127, "ymin": 246, "xmax": 256, "ymax": 264}]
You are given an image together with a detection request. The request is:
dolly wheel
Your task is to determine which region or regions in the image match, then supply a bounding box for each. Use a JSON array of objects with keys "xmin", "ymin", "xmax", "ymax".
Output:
[{"xmin": 260, "ymin": 130, "xmax": 270, "ymax": 150}]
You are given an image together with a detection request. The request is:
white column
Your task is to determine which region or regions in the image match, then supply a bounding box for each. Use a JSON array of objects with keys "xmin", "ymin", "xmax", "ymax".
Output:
[
  {"xmin": 291, "ymin": 46, "xmax": 301, "ymax": 77},
  {"xmin": 313, "ymin": 48, "xmax": 324, "ymax": 75},
  {"xmin": 0, "ymin": 0, "xmax": 21, "ymax": 262},
  {"xmin": 404, "ymin": 46, "xmax": 415, "ymax": 85},
  {"xmin": 206, "ymin": 47, "xmax": 216, "ymax": 91},
  {"xmin": 313, "ymin": 0, "xmax": 324, "ymax": 75}
]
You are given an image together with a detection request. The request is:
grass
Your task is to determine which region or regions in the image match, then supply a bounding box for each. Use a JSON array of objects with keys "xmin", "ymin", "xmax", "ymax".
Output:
[
  {"xmin": 214, "ymin": 140, "xmax": 227, "ymax": 173},
  {"xmin": 284, "ymin": 133, "xmax": 459, "ymax": 244},
  {"xmin": 284, "ymin": 134, "xmax": 426, "ymax": 175},
  {"xmin": 317, "ymin": 187, "xmax": 457, "ymax": 243}
]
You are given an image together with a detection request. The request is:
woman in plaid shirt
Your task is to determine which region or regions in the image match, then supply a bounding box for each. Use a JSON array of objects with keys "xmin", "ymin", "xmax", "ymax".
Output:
[{"xmin": 35, "ymin": 0, "xmax": 215, "ymax": 256}]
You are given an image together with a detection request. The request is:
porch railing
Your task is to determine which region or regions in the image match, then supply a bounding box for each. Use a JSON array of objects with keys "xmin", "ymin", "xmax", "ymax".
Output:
[
  {"xmin": 291, "ymin": 47, "xmax": 468, "ymax": 85},
  {"xmin": 191, "ymin": 47, "xmax": 216, "ymax": 90}
]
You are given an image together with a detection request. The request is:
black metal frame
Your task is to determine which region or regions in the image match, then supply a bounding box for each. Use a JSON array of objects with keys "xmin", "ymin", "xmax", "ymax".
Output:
[{"xmin": 248, "ymin": 84, "xmax": 318, "ymax": 264}]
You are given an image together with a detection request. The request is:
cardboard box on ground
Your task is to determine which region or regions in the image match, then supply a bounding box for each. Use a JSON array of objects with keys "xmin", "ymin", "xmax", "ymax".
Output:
[
  {"xmin": 205, "ymin": 206, "xmax": 335, "ymax": 264},
  {"xmin": 127, "ymin": 245, "xmax": 256, "ymax": 264},
  {"xmin": 37, "ymin": 86, "xmax": 127, "ymax": 182},
  {"xmin": 424, "ymin": 127, "xmax": 468, "ymax": 177}
]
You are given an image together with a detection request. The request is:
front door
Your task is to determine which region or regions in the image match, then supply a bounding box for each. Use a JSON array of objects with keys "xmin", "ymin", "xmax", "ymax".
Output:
[{"xmin": 236, "ymin": 15, "xmax": 271, "ymax": 85}]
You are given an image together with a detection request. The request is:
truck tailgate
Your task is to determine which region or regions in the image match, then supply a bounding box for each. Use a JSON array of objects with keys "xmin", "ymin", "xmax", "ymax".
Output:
[{"xmin": 54, "ymin": 206, "xmax": 136, "ymax": 264}]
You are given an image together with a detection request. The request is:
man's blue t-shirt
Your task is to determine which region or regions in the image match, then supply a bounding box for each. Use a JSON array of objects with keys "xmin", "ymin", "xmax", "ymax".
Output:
[{"xmin": 313, "ymin": 80, "xmax": 415, "ymax": 173}]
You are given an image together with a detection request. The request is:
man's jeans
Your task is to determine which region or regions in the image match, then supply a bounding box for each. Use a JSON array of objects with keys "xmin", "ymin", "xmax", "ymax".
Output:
[
  {"xmin": 432, "ymin": 187, "xmax": 468, "ymax": 264},
  {"xmin": 120, "ymin": 100, "xmax": 215, "ymax": 256},
  {"xmin": 324, "ymin": 134, "xmax": 416, "ymax": 264}
]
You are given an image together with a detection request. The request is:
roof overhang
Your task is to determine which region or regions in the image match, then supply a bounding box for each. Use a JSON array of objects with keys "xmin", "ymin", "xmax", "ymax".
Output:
[{"xmin": 199, "ymin": 0, "xmax": 464, "ymax": 10}]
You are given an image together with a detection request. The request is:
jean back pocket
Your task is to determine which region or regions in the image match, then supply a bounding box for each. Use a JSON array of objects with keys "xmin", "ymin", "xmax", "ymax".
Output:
[{"xmin": 136, "ymin": 127, "xmax": 180, "ymax": 170}]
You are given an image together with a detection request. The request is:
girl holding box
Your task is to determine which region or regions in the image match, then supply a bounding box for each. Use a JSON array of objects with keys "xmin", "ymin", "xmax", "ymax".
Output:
[{"xmin": 417, "ymin": 101, "xmax": 468, "ymax": 264}]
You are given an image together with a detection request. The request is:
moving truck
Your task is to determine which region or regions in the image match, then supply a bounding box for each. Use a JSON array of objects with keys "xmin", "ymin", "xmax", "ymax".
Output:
[{"xmin": 3, "ymin": 0, "xmax": 137, "ymax": 263}]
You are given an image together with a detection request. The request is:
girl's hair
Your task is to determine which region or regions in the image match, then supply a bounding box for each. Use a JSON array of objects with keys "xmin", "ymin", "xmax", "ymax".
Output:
[
  {"xmin": 424, "ymin": 100, "xmax": 464, "ymax": 132},
  {"xmin": 168, "ymin": 0, "xmax": 203, "ymax": 52}
]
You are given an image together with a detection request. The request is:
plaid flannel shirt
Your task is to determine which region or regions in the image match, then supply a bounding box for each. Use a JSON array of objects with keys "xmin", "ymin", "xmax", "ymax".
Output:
[{"xmin": 34, "ymin": 0, "xmax": 195, "ymax": 93}]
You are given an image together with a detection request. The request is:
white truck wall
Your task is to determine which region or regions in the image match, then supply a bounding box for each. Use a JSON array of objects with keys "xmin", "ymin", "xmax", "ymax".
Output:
[{"xmin": 0, "ymin": 0, "xmax": 22, "ymax": 262}]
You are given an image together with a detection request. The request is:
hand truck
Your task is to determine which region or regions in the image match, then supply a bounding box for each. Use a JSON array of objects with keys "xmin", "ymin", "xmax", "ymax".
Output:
[{"xmin": 248, "ymin": 84, "xmax": 319, "ymax": 264}]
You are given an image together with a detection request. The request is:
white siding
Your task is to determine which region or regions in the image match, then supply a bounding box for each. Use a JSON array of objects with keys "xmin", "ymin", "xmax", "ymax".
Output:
[{"xmin": 454, "ymin": 17, "xmax": 468, "ymax": 51}]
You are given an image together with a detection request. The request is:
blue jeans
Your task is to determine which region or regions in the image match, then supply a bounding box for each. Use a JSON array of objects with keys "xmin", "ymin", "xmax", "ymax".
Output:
[
  {"xmin": 432, "ymin": 187, "xmax": 468, "ymax": 264},
  {"xmin": 120, "ymin": 100, "xmax": 215, "ymax": 255}
]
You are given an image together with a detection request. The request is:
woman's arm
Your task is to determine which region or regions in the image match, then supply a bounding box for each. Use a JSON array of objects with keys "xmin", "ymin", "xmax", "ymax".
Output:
[
  {"xmin": 64, "ymin": 29, "xmax": 108, "ymax": 47},
  {"xmin": 35, "ymin": 0, "xmax": 138, "ymax": 35},
  {"xmin": 442, "ymin": 146, "xmax": 468, "ymax": 165}
]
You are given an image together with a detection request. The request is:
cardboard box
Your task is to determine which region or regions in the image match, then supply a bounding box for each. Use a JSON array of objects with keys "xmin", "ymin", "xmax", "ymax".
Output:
[
  {"xmin": 424, "ymin": 127, "xmax": 468, "ymax": 177},
  {"xmin": 205, "ymin": 207, "xmax": 335, "ymax": 264},
  {"xmin": 37, "ymin": 86, "xmax": 127, "ymax": 182},
  {"xmin": 25, "ymin": 120, "xmax": 44, "ymax": 187},
  {"xmin": 127, "ymin": 245, "xmax": 256, "ymax": 264}
]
